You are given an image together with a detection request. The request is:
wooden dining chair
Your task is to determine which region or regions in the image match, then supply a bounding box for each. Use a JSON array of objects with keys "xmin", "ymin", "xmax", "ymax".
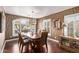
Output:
[
  {"xmin": 18, "ymin": 33, "xmax": 30, "ymax": 53},
  {"xmin": 32, "ymin": 31, "xmax": 48, "ymax": 52}
]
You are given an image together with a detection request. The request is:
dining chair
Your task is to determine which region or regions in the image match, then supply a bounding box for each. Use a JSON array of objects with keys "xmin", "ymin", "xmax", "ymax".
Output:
[
  {"xmin": 18, "ymin": 33, "xmax": 30, "ymax": 53},
  {"xmin": 32, "ymin": 31, "xmax": 48, "ymax": 53}
]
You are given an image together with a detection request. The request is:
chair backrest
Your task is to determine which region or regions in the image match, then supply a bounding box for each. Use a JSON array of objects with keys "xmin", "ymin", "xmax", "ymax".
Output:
[{"xmin": 40, "ymin": 31, "xmax": 48, "ymax": 45}]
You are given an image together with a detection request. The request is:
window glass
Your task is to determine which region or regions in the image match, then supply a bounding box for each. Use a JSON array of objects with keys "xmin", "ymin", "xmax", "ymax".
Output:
[
  {"xmin": 64, "ymin": 13, "xmax": 79, "ymax": 38},
  {"xmin": 12, "ymin": 19, "xmax": 36, "ymax": 36},
  {"xmin": 43, "ymin": 19, "xmax": 51, "ymax": 36}
]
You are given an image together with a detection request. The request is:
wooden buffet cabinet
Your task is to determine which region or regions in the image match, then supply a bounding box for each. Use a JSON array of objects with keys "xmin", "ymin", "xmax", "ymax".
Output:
[{"xmin": 59, "ymin": 36, "xmax": 79, "ymax": 53}]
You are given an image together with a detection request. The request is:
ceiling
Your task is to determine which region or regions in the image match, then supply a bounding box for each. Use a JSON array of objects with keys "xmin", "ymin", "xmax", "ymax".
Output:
[{"xmin": 3, "ymin": 6, "xmax": 75, "ymax": 18}]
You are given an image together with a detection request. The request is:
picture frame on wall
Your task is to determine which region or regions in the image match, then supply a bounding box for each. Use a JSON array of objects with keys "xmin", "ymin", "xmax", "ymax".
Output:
[
  {"xmin": 54, "ymin": 18, "xmax": 61, "ymax": 29},
  {"xmin": 54, "ymin": 20, "xmax": 56, "ymax": 28},
  {"xmin": 57, "ymin": 19, "xmax": 61, "ymax": 29}
]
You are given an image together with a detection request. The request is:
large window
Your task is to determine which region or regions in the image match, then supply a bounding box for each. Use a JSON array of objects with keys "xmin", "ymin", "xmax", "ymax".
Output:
[
  {"xmin": 12, "ymin": 19, "xmax": 36, "ymax": 36},
  {"xmin": 42, "ymin": 19, "xmax": 51, "ymax": 37},
  {"xmin": 64, "ymin": 13, "xmax": 79, "ymax": 38}
]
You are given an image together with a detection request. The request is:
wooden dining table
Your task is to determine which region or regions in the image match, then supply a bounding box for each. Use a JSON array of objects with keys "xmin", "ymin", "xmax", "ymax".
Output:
[{"xmin": 21, "ymin": 32, "xmax": 42, "ymax": 52}]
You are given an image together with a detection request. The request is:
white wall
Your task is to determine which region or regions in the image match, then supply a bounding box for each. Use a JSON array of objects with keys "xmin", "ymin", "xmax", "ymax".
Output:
[{"xmin": 0, "ymin": 7, "xmax": 6, "ymax": 52}]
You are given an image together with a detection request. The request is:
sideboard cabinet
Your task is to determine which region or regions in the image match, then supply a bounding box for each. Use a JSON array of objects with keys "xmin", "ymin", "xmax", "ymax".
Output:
[{"xmin": 59, "ymin": 36, "xmax": 79, "ymax": 53}]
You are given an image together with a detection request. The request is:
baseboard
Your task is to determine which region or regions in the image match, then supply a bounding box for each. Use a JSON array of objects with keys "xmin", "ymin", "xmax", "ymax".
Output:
[
  {"xmin": 6, "ymin": 38, "xmax": 18, "ymax": 42},
  {"xmin": 1, "ymin": 38, "xmax": 18, "ymax": 53},
  {"xmin": 0, "ymin": 40, "xmax": 6, "ymax": 53},
  {"xmin": 48, "ymin": 37, "xmax": 59, "ymax": 43}
]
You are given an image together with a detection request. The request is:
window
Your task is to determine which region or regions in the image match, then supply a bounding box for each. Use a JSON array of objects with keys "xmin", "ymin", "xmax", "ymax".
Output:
[
  {"xmin": 64, "ymin": 13, "xmax": 79, "ymax": 38},
  {"xmin": 42, "ymin": 19, "xmax": 51, "ymax": 36},
  {"xmin": 12, "ymin": 19, "xmax": 36, "ymax": 36}
]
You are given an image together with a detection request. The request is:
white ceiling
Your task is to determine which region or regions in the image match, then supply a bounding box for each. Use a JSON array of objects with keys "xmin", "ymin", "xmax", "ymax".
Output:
[{"xmin": 3, "ymin": 6, "xmax": 75, "ymax": 18}]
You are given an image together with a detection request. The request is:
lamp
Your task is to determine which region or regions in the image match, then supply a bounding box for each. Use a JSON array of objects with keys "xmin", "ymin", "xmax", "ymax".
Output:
[{"xmin": 62, "ymin": 23, "xmax": 67, "ymax": 27}]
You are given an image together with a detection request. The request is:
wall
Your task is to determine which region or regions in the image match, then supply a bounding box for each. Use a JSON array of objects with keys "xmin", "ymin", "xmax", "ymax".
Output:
[
  {"xmin": 0, "ymin": 7, "xmax": 6, "ymax": 52},
  {"xmin": 37, "ymin": 6, "xmax": 79, "ymax": 40}
]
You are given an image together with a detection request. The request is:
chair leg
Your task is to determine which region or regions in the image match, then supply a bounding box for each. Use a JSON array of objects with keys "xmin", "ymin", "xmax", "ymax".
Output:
[
  {"xmin": 46, "ymin": 44, "xmax": 48, "ymax": 53},
  {"xmin": 21, "ymin": 45, "xmax": 24, "ymax": 53},
  {"xmin": 30, "ymin": 42, "xmax": 35, "ymax": 52},
  {"xmin": 19, "ymin": 44, "xmax": 22, "ymax": 53},
  {"xmin": 29, "ymin": 41, "xmax": 32, "ymax": 52},
  {"xmin": 29, "ymin": 44, "xmax": 32, "ymax": 52},
  {"xmin": 19, "ymin": 43, "xmax": 21, "ymax": 51},
  {"xmin": 27, "ymin": 44, "xmax": 29, "ymax": 52},
  {"xmin": 18, "ymin": 42, "xmax": 20, "ymax": 51}
]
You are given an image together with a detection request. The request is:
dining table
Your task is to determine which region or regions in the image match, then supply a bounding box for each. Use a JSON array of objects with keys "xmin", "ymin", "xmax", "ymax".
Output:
[
  {"xmin": 21, "ymin": 32, "xmax": 41, "ymax": 41},
  {"xmin": 21, "ymin": 32, "xmax": 42, "ymax": 52}
]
